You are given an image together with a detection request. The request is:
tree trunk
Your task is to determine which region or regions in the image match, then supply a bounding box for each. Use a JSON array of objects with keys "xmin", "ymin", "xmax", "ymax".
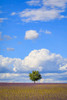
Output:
[{"xmin": 34, "ymin": 81, "xmax": 35, "ymax": 83}]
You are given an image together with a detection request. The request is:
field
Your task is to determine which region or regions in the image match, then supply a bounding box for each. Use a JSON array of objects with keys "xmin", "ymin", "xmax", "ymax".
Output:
[{"xmin": 0, "ymin": 83, "xmax": 67, "ymax": 100}]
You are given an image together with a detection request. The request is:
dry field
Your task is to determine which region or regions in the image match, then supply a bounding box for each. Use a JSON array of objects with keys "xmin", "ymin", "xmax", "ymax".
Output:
[{"xmin": 0, "ymin": 83, "xmax": 67, "ymax": 100}]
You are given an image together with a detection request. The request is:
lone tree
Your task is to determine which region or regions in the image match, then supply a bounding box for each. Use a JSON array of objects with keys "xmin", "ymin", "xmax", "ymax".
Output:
[{"xmin": 29, "ymin": 71, "xmax": 42, "ymax": 83}]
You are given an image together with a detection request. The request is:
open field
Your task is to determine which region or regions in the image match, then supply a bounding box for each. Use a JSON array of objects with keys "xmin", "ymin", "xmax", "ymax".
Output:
[{"xmin": 0, "ymin": 83, "xmax": 67, "ymax": 100}]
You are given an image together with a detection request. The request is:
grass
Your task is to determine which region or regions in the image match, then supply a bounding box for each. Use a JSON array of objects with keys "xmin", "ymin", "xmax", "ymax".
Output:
[{"xmin": 0, "ymin": 83, "xmax": 67, "ymax": 100}]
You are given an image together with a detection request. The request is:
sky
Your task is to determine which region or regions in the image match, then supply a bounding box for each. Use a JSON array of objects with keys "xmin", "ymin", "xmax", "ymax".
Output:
[{"xmin": 0, "ymin": 0, "xmax": 67, "ymax": 83}]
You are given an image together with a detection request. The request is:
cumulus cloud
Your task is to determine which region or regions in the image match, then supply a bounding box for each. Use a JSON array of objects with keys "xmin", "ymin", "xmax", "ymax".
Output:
[
  {"xmin": 19, "ymin": 0, "xmax": 67, "ymax": 22},
  {"xmin": 0, "ymin": 49, "xmax": 67, "ymax": 73},
  {"xmin": 21, "ymin": 49, "xmax": 67, "ymax": 72},
  {"xmin": 25, "ymin": 30, "xmax": 39, "ymax": 40},
  {"xmin": 7, "ymin": 48, "xmax": 15, "ymax": 51},
  {"xmin": 0, "ymin": 18, "xmax": 8, "ymax": 23},
  {"xmin": 0, "ymin": 48, "xmax": 67, "ymax": 83},
  {"xmin": 0, "ymin": 55, "xmax": 14, "ymax": 73},
  {"xmin": 59, "ymin": 64, "xmax": 67, "ymax": 71}
]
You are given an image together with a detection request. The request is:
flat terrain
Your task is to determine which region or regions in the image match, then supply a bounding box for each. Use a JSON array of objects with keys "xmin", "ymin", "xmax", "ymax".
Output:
[{"xmin": 0, "ymin": 83, "xmax": 67, "ymax": 100}]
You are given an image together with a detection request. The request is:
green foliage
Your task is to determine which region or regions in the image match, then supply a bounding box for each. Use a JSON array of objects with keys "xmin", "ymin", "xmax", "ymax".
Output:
[{"xmin": 29, "ymin": 71, "xmax": 42, "ymax": 83}]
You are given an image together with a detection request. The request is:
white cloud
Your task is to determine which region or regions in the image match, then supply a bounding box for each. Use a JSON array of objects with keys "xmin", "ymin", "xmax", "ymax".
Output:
[
  {"xmin": 20, "ymin": 49, "xmax": 67, "ymax": 72},
  {"xmin": 11, "ymin": 12, "xmax": 16, "ymax": 16},
  {"xmin": 44, "ymin": 72, "xmax": 67, "ymax": 77},
  {"xmin": 43, "ymin": 0, "xmax": 67, "ymax": 8},
  {"xmin": 25, "ymin": 30, "xmax": 39, "ymax": 40},
  {"xmin": 0, "ymin": 55, "xmax": 14, "ymax": 72},
  {"xmin": 0, "ymin": 73, "xmax": 19, "ymax": 79},
  {"xmin": 7, "ymin": 48, "xmax": 15, "ymax": 51},
  {"xmin": 0, "ymin": 73, "xmax": 29, "ymax": 83},
  {"xmin": 0, "ymin": 55, "xmax": 14, "ymax": 67},
  {"xmin": 59, "ymin": 64, "xmax": 67, "ymax": 71},
  {"xmin": 43, "ymin": 78, "xmax": 67, "ymax": 83},
  {"xmin": 0, "ymin": 18, "xmax": 8, "ymax": 23},
  {"xmin": 0, "ymin": 73, "xmax": 28, "ymax": 79},
  {"xmin": 0, "ymin": 49, "xmax": 67, "ymax": 73},
  {"xmin": 0, "ymin": 72, "xmax": 67, "ymax": 83},
  {"xmin": 40, "ymin": 77, "xmax": 67, "ymax": 83},
  {"xmin": 26, "ymin": 0, "xmax": 41, "ymax": 6},
  {"xmin": 19, "ymin": 0, "xmax": 67, "ymax": 22},
  {"xmin": 27, "ymin": 0, "xmax": 67, "ymax": 8},
  {"xmin": 0, "ymin": 49, "xmax": 67, "ymax": 83},
  {"xmin": 0, "ymin": 47, "xmax": 67, "ymax": 83},
  {"xmin": 45, "ymin": 30, "xmax": 52, "ymax": 34},
  {"xmin": 20, "ymin": 8, "xmax": 63, "ymax": 22},
  {"xmin": 40, "ymin": 72, "xmax": 67, "ymax": 83},
  {"xmin": 40, "ymin": 79, "xmax": 44, "ymax": 83},
  {"xmin": 44, "ymin": 78, "xmax": 54, "ymax": 83}
]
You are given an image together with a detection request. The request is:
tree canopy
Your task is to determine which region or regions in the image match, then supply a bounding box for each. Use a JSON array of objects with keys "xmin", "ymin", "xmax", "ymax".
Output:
[{"xmin": 29, "ymin": 71, "xmax": 42, "ymax": 83}]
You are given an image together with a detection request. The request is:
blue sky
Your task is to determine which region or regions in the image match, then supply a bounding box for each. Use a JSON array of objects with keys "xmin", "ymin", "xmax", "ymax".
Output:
[{"xmin": 0, "ymin": 0, "xmax": 67, "ymax": 83}]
